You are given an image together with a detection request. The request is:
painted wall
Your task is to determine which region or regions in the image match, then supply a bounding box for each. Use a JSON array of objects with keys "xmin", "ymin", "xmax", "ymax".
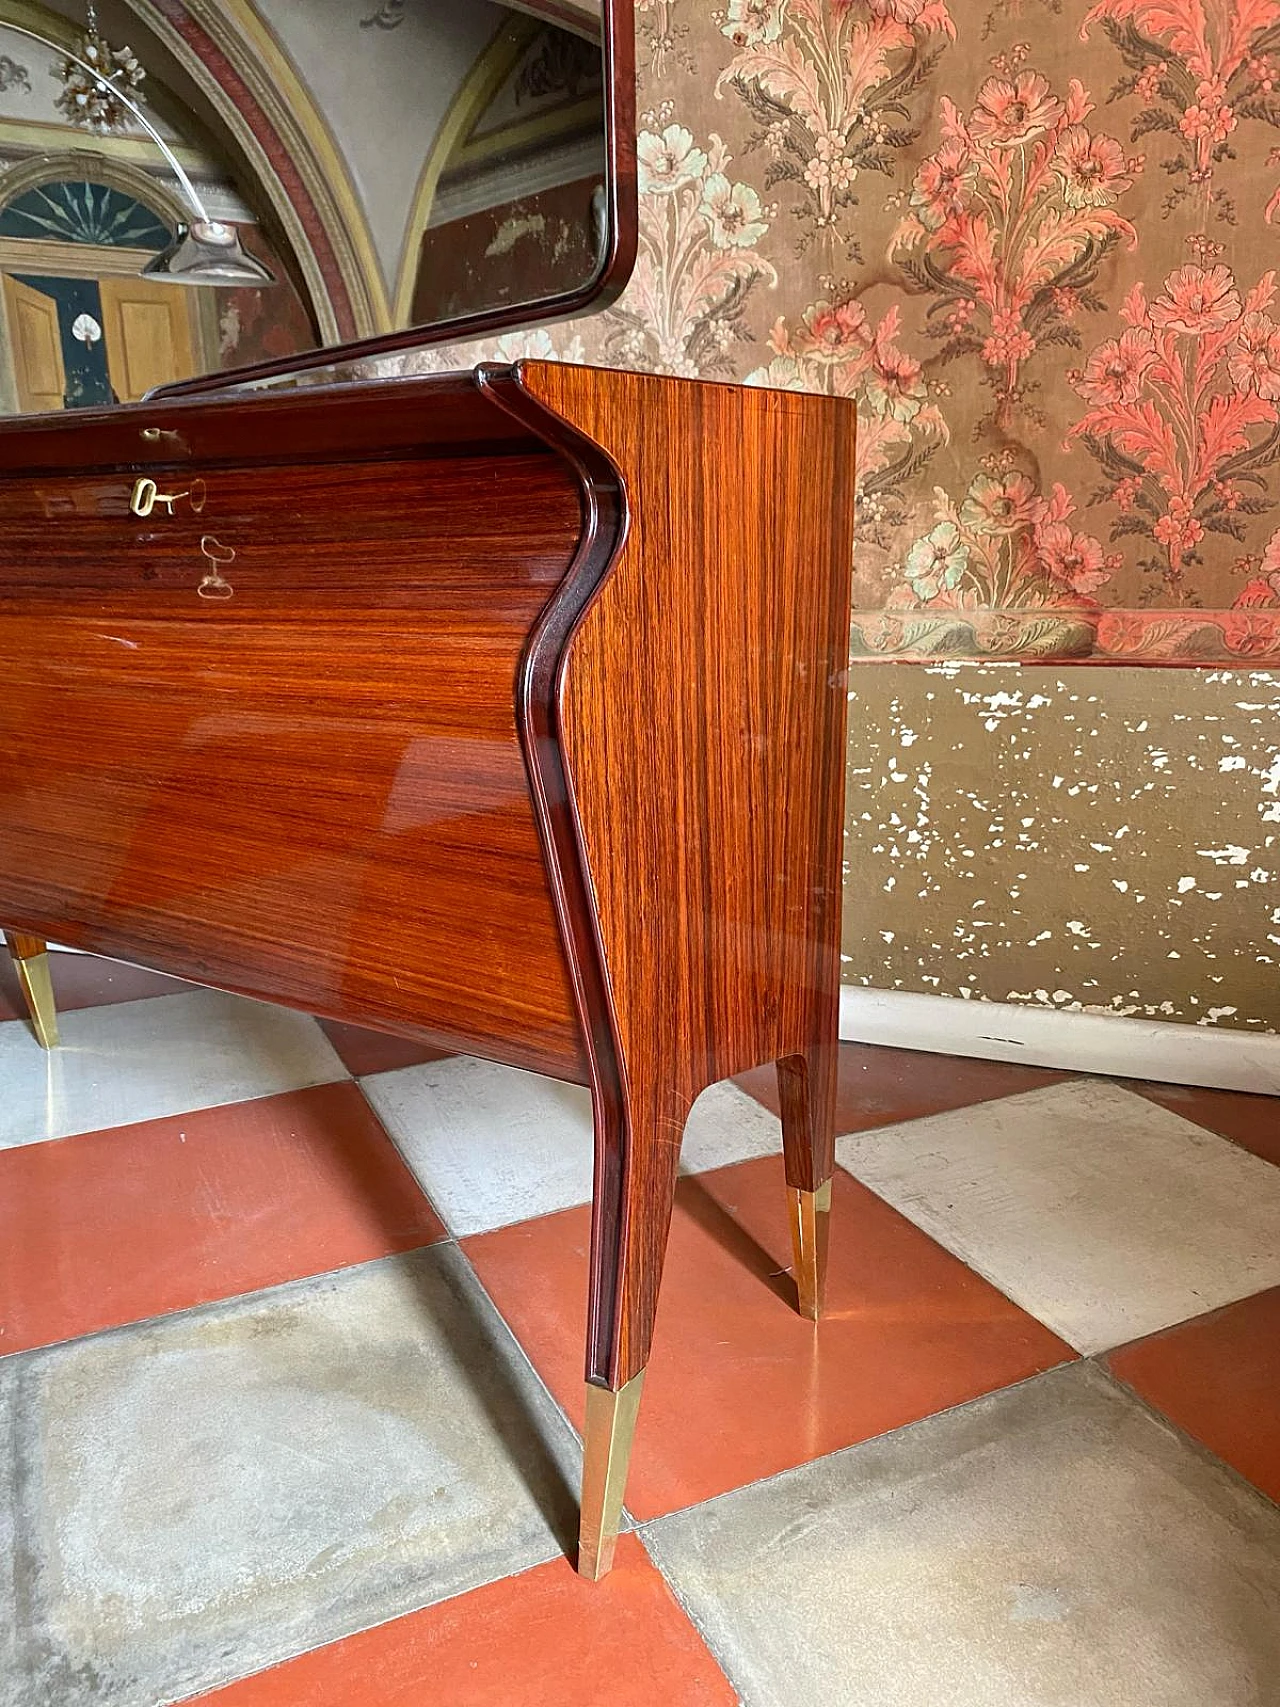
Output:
[{"xmin": 845, "ymin": 667, "xmax": 1279, "ymax": 1030}]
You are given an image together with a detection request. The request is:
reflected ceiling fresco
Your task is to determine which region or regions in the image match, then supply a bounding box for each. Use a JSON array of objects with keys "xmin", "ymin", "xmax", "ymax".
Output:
[{"xmin": 0, "ymin": 0, "xmax": 607, "ymax": 409}]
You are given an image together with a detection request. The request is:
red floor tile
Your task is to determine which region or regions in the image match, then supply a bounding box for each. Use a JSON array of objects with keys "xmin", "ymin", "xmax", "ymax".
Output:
[
  {"xmin": 1124, "ymin": 1080, "xmax": 1280, "ymax": 1167},
  {"xmin": 317, "ymin": 1018, "xmax": 452, "ymax": 1078},
  {"xmin": 0, "ymin": 1082, "xmax": 445, "ymax": 1355},
  {"xmin": 1107, "ymin": 1287, "xmax": 1280, "ymax": 1504},
  {"xmin": 0, "ymin": 949, "xmax": 188, "ymax": 1024},
  {"xmin": 465, "ymin": 1156, "xmax": 1073, "ymax": 1520},
  {"xmin": 188, "ymin": 1536, "xmax": 735, "ymax": 1706},
  {"xmin": 735, "ymin": 1040, "xmax": 1068, "ymax": 1135}
]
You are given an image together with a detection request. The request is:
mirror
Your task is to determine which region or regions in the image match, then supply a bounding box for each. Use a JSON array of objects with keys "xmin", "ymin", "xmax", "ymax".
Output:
[{"xmin": 0, "ymin": 0, "xmax": 633, "ymax": 412}]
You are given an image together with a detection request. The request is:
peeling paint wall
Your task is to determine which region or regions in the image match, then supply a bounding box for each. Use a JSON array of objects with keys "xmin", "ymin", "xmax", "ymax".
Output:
[{"xmin": 844, "ymin": 669, "xmax": 1280, "ymax": 1032}]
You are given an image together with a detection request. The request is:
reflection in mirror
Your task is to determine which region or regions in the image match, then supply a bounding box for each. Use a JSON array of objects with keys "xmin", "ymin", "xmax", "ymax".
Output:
[{"xmin": 0, "ymin": 1, "xmax": 610, "ymax": 413}]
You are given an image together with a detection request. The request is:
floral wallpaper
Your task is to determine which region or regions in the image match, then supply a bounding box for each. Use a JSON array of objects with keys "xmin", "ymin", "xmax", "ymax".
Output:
[{"xmin": 407, "ymin": 0, "xmax": 1280, "ymax": 664}]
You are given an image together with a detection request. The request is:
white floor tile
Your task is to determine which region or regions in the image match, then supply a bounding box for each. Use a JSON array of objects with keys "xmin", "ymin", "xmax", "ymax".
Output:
[
  {"xmin": 0, "ymin": 1247, "xmax": 580, "ymax": 1707},
  {"xmin": 362, "ymin": 1056, "xmax": 782, "ymax": 1236},
  {"xmin": 647, "ymin": 1364, "xmax": 1280, "ymax": 1707},
  {"xmin": 0, "ymin": 988, "xmax": 347, "ymax": 1150},
  {"xmin": 836, "ymin": 1078, "xmax": 1280, "ymax": 1353},
  {"xmin": 681, "ymin": 1080, "xmax": 783, "ymax": 1175}
]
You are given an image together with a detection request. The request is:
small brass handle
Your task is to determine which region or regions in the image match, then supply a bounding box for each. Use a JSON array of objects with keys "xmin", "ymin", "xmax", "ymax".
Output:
[{"xmin": 130, "ymin": 476, "xmax": 206, "ymax": 518}]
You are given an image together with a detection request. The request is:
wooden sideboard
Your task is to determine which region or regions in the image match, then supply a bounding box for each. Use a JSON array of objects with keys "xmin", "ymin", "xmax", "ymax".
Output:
[{"xmin": 0, "ymin": 359, "xmax": 857, "ymax": 1577}]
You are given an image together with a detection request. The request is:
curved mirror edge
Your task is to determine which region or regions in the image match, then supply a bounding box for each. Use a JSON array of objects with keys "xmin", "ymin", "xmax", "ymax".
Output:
[{"xmin": 0, "ymin": 0, "xmax": 634, "ymax": 414}]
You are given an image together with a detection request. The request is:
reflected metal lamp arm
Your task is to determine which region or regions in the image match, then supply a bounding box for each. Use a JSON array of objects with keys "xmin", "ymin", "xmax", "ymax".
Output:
[
  {"xmin": 4, "ymin": 21, "xmax": 210, "ymax": 219},
  {"xmin": 3, "ymin": 21, "xmax": 273, "ymax": 286}
]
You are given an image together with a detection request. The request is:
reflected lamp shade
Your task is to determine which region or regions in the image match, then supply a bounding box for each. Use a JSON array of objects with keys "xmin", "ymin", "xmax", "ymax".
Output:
[{"xmin": 142, "ymin": 220, "xmax": 275, "ymax": 287}]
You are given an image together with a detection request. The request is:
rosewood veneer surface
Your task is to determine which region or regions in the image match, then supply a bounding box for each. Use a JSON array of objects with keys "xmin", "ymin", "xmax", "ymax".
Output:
[{"xmin": 0, "ymin": 378, "xmax": 587, "ymax": 1078}]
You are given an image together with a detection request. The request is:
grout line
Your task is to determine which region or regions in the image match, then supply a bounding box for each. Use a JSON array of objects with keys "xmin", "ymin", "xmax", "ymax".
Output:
[
  {"xmin": 633, "ymin": 1358, "xmax": 1081, "ymax": 1533},
  {"xmin": 829, "ymin": 1156, "xmax": 1090, "ymax": 1354},
  {"xmin": 161, "ymin": 1530, "xmax": 567, "ymax": 1707},
  {"xmin": 1121, "ymin": 1081, "xmax": 1280, "ymax": 1168},
  {"xmin": 1090, "ymin": 1357, "xmax": 1280, "ymax": 1516},
  {"xmin": 445, "ymin": 1237, "xmax": 593, "ymax": 1472},
  {"xmin": 634, "ymin": 1536, "xmax": 747, "ymax": 1707},
  {"xmin": 11, "ymin": 1009, "xmax": 1275, "ymax": 1551},
  {"xmin": 1099, "ymin": 1283, "xmax": 1280, "ymax": 1358},
  {"xmin": 0, "ymin": 1236, "xmax": 454, "ymax": 1366},
  {"xmin": 0, "ymin": 1070, "xmax": 354, "ymax": 1146},
  {"xmin": 633, "ymin": 1529, "xmax": 746, "ymax": 1706}
]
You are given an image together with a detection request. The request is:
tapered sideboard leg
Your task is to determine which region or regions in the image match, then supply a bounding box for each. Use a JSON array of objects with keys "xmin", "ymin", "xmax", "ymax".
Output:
[
  {"xmin": 777, "ymin": 1046, "xmax": 838, "ymax": 1320},
  {"xmin": 577, "ymin": 1077, "xmax": 688, "ymax": 1581},
  {"xmin": 5, "ymin": 931, "xmax": 59, "ymax": 1049}
]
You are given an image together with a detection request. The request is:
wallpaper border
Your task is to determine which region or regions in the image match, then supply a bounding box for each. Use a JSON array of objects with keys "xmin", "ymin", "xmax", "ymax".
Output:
[{"xmin": 849, "ymin": 607, "xmax": 1280, "ymax": 663}]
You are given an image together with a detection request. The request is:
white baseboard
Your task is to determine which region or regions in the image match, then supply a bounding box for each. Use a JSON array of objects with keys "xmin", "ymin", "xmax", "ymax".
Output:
[
  {"xmin": 39, "ymin": 943, "xmax": 1278, "ymax": 1095},
  {"xmin": 839, "ymin": 986, "xmax": 1280, "ymax": 1095}
]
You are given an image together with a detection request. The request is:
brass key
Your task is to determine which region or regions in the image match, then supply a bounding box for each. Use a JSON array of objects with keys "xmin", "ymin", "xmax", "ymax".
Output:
[{"xmin": 130, "ymin": 476, "xmax": 206, "ymax": 518}]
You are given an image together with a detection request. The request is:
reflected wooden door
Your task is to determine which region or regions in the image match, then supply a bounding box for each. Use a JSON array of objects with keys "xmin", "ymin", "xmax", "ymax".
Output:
[
  {"xmin": 3, "ymin": 276, "xmax": 66, "ymax": 412},
  {"xmin": 99, "ymin": 275, "xmax": 198, "ymax": 401}
]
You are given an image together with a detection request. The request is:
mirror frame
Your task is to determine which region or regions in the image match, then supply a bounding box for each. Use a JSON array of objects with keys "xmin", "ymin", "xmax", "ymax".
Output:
[{"xmin": 156, "ymin": 0, "xmax": 636, "ymax": 397}]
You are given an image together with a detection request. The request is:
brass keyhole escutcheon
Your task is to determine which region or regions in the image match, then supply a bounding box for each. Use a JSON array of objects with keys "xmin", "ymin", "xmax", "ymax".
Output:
[
  {"xmin": 130, "ymin": 476, "xmax": 207, "ymax": 518},
  {"xmin": 198, "ymin": 534, "xmax": 235, "ymax": 600}
]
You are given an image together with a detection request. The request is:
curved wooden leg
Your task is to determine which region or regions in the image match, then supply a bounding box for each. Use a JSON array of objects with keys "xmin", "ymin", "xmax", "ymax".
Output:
[
  {"xmin": 777, "ymin": 1043, "xmax": 838, "ymax": 1320},
  {"xmin": 5, "ymin": 931, "xmax": 59, "ymax": 1049},
  {"xmin": 578, "ymin": 1073, "xmax": 688, "ymax": 1581}
]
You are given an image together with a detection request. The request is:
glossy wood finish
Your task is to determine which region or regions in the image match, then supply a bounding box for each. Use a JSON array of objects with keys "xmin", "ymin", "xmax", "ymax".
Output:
[
  {"xmin": 0, "ymin": 378, "xmax": 589, "ymax": 1077},
  {"xmin": 0, "ymin": 358, "xmax": 856, "ymax": 1568},
  {"xmin": 508, "ymin": 366, "xmax": 856, "ymax": 1387},
  {"xmin": 4, "ymin": 930, "xmax": 45, "ymax": 961}
]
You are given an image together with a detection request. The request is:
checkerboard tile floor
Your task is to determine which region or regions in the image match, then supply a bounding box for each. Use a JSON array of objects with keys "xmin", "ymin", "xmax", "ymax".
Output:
[{"xmin": 1, "ymin": 953, "xmax": 1277, "ymax": 1707}]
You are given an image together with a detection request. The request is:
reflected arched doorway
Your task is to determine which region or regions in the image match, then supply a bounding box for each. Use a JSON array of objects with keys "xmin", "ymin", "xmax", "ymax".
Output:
[
  {"xmin": 0, "ymin": 170, "xmax": 205, "ymax": 408},
  {"xmin": 0, "ymin": 2, "xmax": 320, "ymax": 412}
]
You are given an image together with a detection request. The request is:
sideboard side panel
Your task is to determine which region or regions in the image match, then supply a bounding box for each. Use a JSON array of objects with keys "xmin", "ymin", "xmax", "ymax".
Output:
[{"xmin": 518, "ymin": 361, "xmax": 858, "ymax": 1376}]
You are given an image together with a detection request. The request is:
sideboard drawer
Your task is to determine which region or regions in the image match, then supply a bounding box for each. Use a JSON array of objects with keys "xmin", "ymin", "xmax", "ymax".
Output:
[{"xmin": 0, "ymin": 451, "xmax": 582, "ymax": 612}]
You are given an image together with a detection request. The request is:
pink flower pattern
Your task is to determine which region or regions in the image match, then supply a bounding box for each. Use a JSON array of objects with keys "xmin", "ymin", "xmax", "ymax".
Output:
[
  {"xmin": 1069, "ymin": 267, "xmax": 1280, "ymax": 590},
  {"xmin": 892, "ymin": 56, "xmax": 1138, "ymax": 430},
  {"xmin": 439, "ymin": 0, "xmax": 1280, "ymax": 660},
  {"xmin": 1081, "ymin": 0, "xmax": 1280, "ymax": 226}
]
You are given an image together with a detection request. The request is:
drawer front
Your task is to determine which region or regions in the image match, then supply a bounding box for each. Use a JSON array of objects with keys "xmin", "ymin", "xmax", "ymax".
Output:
[
  {"xmin": 0, "ymin": 445, "xmax": 590, "ymax": 1081},
  {"xmin": 0, "ymin": 451, "xmax": 582, "ymax": 611}
]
